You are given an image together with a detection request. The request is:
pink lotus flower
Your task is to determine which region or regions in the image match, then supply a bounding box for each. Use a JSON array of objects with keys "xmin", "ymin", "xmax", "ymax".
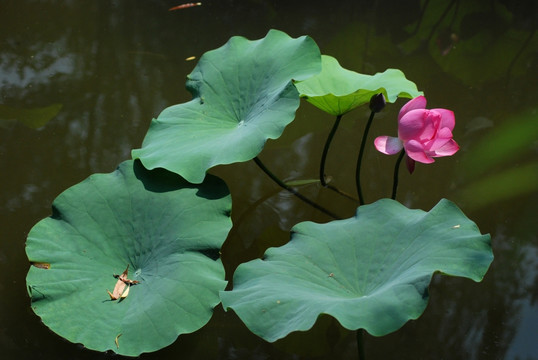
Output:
[{"xmin": 374, "ymin": 95, "xmax": 459, "ymax": 169}]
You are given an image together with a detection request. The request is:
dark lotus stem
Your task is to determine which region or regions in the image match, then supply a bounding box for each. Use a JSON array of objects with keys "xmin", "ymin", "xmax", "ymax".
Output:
[
  {"xmin": 355, "ymin": 111, "xmax": 376, "ymax": 205},
  {"xmin": 319, "ymin": 114, "xmax": 360, "ymax": 203},
  {"xmin": 320, "ymin": 115, "xmax": 343, "ymax": 186},
  {"xmin": 253, "ymin": 157, "xmax": 341, "ymax": 219},
  {"xmin": 391, "ymin": 150, "xmax": 405, "ymax": 200},
  {"xmin": 357, "ymin": 329, "xmax": 365, "ymax": 360}
]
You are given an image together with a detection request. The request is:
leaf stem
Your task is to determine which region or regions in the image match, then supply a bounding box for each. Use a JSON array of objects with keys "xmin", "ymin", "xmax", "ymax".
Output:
[
  {"xmin": 320, "ymin": 114, "xmax": 343, "ymax": 186},
  {"xmin": 355, "ymin": 111, "xmax": 376, "ymax": 205},
  {"xmin": 391, "ymin": 150, "xmax": 405, "ymax": 200},
  {"xmin": 253, "ymin": 157, "xmax": 341, "ymax": 219},
  {"xmin": 319, "ymin": 114, "xmax": 360, "ymax": 203},
  {"xmin": 357, "ymin": 329, "xmax": 365, "ymax": 360}
]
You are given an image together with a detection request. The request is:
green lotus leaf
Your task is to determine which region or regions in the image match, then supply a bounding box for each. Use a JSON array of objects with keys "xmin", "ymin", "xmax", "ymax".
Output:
[
  {"xmin": 294, "ymin": 55, "xmax": 423, "ymax": 115},
  {"xmin": 220, "ymin": 199, "xmax": 492, "ymax": 342},
  {"xmin": 131, "ymin": 29, "xmax": 321, "ymax": 184},
  {"xmin": 26, "ymin": 160, "xmax": 232, "ymax": 356}
]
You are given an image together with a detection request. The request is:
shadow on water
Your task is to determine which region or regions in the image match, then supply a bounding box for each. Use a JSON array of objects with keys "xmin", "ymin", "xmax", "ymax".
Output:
[{"xmin": 0, "ymin": 0, "xmax": 536, "ymax": 359}]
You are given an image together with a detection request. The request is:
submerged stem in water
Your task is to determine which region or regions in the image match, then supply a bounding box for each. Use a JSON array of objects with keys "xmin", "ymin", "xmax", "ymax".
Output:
[{"xmin": 253, "ymin": 156, "xmax": 341, "ymax": 219}]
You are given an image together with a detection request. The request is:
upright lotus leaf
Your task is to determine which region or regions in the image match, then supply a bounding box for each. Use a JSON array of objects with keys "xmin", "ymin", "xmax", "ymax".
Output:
[
  {"xmin": 131, "ymin": 29, "xmax": 321, "ymax": 184},
  {"xmin": 294, "ymin": 55, "xmax": 423, "ymax": 116},
  {"xmin": 26, "ymin": 160, "xmax": 232, "ymax": 356},
  {"xmin": 220, "ymin": 199, "xmax": 493, "ymax": 342}
]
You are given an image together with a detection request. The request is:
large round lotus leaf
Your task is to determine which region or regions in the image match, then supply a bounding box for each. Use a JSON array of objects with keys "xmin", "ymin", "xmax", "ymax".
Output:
[
  {"xmin": 26, "ymin": 160, "xmax": 232, "ymax": 356},
  {"xmin": 131, "ymin": 29, "xmax": 321, "ymax": 184},
  {"xmin": 294, "ymin": 55, "xmax": 423, "ymax": 116},
  {"xmin": 220, "ymin": 199, "xmax": 493, "ymax": 342}
]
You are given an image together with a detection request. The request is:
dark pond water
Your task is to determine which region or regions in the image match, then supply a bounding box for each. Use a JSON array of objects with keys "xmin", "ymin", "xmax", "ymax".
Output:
[{"xmin": 1, "ymin": 0, "xmax": 537, "ymax": 359}]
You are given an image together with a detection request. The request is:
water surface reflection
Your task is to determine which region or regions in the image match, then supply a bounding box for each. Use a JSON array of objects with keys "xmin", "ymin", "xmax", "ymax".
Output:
[{"xmin": 1, "ymin": 0, "xmax": 536, "ymax": 359}]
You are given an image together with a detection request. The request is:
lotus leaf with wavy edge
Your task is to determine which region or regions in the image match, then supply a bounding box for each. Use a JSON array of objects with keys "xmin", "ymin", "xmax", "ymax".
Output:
[
  {"xmin": 26, "ymin": 160, "xmax": 232, "ymax": 356},
  {"xmin": 132, "ymin": 29, "xmax": 322, "ymax": 184},
  {"xmin": 220, "ymin": 199, "xmax": 493, "ymax": 342},
  {"xmin": 294, "ymin": 55, "xmax": 423, "ymax": 115}
]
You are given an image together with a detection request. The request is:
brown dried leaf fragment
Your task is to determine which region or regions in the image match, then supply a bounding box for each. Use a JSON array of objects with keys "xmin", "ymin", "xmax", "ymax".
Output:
[
  {"xmin": 120, "ymin": 284, "xmax": 130, "ymax": 299},
  {"xmin": 107, "ymin": 265, "xmax": 139, "ymax": 300},
  {"xmin": 31, "ymin": 262, "xmax": 51, "ymax": 269},
  {"xmin": 115, "ymin": 264, "xmax": 130, "ymax": 281},
  {"xmin": 115, "ymin": 333, "xmax": 122, "ymax": 348},
  {"xmin": 107, "ymin": 277, "xmax": 127, "ymax": 300},
  {"xmin": 169, "ymin": 2, "xmax": 202, "ymax": 11},
  {"xmin": 113, "ymin": 264, "xmax": 140, "ymax": 285}
]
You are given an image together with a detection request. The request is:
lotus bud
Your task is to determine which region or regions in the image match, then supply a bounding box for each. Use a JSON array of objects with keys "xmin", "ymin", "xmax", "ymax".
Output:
[{"xmin": 369, "ymin": 93, "xmax": 386, "ymax": 113}]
